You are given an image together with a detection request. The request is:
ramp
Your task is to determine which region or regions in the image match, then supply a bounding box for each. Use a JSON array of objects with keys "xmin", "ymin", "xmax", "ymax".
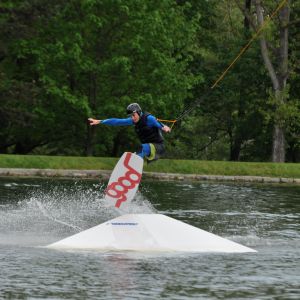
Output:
[{"xmin": 47, "ymin": 214, "xmax": 256, "ymax": 253}]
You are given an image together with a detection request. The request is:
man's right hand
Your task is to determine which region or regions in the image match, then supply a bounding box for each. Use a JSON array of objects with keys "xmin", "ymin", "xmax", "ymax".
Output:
[
  {"xmin": 88, "ymin": 118, "xmax": 101, "ymax": 126},
  {"xmin": 162, "ymin": 125, "xmax": 171, "ymax": 133}
]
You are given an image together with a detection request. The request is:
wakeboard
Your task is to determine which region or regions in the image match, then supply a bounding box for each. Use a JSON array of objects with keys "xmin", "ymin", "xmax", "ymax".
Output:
[{"xmin": 104, "ymin": 152, "xmax": 143, "ymax": 208}]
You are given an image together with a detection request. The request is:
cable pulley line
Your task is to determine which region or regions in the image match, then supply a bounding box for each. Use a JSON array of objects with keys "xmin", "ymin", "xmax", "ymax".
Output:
[{"xmin": 158, "ymin": 0, "xmax": 289, "ymax": 129}]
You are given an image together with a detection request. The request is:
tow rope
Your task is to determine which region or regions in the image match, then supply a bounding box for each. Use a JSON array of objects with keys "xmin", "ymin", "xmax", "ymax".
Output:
[{"xmin": 158, "ymin": 0, "xmax": 289, "ymax": 129}]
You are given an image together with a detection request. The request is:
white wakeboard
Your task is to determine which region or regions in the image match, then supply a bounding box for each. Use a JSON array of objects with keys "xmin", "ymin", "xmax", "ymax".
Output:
[
  {"xmin": 47, "ymin": 214, "xmax": 257, "ymax": 253},
  {"xmin": 104, "ymin": 152, "xmax": 143, "ymax": 209}
]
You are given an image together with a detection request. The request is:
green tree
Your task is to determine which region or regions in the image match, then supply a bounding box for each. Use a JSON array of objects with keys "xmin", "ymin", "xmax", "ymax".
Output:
[
  {"xmin": 173, "ymin": 0, "xmax": 270, "ymax": 161},
  {"xmin": 235, "ymin": 0, "xmax": 299, "ymax": 162},
  {"xmin": 0, "ymin": 0, "xmax": 198, "ymax": 156}
]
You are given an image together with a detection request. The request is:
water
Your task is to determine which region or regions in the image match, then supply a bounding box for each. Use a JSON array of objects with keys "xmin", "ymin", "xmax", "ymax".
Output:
[{"xmin": 0, "ymin": 177, "xmax": 299, "ymax": 299}]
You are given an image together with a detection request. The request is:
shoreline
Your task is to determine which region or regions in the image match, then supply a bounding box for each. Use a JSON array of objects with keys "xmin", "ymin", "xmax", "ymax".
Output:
[{"xmin": 0, "ymin": 168, "xmax": 299, "ymax": 184}]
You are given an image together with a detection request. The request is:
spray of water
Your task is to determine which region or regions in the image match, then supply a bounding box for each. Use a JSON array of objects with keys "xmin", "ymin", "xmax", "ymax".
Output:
[{"xmin": 0, "ymin": 181, "xmax": 156, "ymax": 246}]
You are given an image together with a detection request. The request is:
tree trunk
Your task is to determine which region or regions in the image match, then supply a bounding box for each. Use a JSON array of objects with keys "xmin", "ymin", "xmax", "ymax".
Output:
[
  {"xmin": 244, "ymin": 0, "xmax": 252, "ymax": 28},
  {"xmin": 230, "ymin": 138, "xmax": 242, "ymax": 161},
  {"xmin": 255, "ymin": 0, "xmax": 290, "ymax": 162},
  {"xmin": 272, "ymin": 124, "xmax": 285, "ymax": 162},
  {"xmin": 85, "ymin": 125, "xmax": 95, "ymax": 156},
  {"xmin": 229, "ymin": 0, "xmax": 252, "ymax": 161}
]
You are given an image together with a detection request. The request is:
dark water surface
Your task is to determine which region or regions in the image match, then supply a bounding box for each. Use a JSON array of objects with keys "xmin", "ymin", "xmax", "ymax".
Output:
[{"xmin": 0, "ymin": 177, "xmax": 299, "ymax": 299}]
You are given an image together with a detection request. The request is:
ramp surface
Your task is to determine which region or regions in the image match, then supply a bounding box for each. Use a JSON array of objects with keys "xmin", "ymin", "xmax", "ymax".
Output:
[{"xmin": 47, "ymin": 214, "xmax": 256, "ymax": 253}]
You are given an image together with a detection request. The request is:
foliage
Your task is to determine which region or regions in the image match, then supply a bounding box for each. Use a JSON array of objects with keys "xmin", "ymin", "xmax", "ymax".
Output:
[{"xmin": 0, "ymin": 0, "xmax": 299, "ymax": 162}]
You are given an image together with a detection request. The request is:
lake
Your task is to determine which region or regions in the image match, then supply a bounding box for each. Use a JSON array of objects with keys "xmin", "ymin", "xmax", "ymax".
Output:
[{"xmin": 0, "ymin": 177, "xmax": 299, "ymax": 299}]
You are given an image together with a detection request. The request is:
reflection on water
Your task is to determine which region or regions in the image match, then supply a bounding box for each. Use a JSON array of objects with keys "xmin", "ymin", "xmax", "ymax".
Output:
[{"xmin": 0, "ymin": 177, "xmax": 299, "ymax": 299}]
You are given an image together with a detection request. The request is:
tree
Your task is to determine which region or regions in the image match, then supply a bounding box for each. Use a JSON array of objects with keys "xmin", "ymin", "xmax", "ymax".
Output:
[
  {"xmin": 176, "ymin": 0, "xmax": 270, "ymax": 161},
  {"xmin": 81, "ymin": 0, "xmax": 200, "ymax": 156},
  {"xmin": 236, "ymin": 0, "xmax": 293, "ymax": 162},
  {"xmin": 0, "ymin": 0, "xmax": 90, "ymax": 155},
  {"xmin": 0, "ymin": 0, "xmax": 199, "ymax": 156}
]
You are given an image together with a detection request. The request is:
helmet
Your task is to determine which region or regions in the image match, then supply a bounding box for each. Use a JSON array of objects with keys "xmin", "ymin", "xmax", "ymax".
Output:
[{"xmin": 126, "ymin": 103, "xmax": 142, "ymax": 116}]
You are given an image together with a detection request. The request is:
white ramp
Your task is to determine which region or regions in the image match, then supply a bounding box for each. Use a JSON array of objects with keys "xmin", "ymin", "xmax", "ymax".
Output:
[{"xmin": 47, "ymin": 214, "xmax": 256, "ymax": 253}]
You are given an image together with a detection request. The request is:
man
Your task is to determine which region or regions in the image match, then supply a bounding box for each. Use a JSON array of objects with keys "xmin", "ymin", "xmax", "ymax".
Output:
[{"xmin": 88, "ymin": 103, "xmax": 171, "ymax": 162}]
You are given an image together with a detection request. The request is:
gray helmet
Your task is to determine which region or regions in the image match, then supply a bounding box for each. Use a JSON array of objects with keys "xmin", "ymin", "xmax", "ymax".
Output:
[{"xmin": 126, "ymin": 103, "xmax": 142, "ymax": 115}]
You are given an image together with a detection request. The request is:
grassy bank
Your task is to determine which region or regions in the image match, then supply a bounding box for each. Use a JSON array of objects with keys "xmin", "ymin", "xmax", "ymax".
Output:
[{"xmin": 1, "ymin": 154, "xmax": 300, "ymax": 178}]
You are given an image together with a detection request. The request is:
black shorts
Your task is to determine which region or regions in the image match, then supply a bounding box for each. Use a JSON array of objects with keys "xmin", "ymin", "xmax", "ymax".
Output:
[{"xmin": 151, "ymin": 143, "xmax": 165, "ymax": 158}]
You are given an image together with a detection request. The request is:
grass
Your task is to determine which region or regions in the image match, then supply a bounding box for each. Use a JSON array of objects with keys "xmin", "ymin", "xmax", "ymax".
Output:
[
  {"xmin": 0, "ymin": 154, "xmax": 118, "ymax": 170},
  {"xmin": 0, "ymin": 154, "xmax": 299, "ymax": 178},
  {"xmin": 145, "ymin": 159, "xmax": 300, "ymax": 178}
]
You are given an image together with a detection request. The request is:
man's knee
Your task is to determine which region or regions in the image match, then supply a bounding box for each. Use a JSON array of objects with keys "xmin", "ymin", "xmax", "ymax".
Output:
[{"xmin": 145, "ymin": 143, "xmax": 157, "ymax": 161}]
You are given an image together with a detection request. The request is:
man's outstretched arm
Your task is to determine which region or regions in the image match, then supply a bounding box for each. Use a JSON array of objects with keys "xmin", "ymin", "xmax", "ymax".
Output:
[{"xmin": 88, "ymin": 118, "xmax": 133, "ymax": 126}]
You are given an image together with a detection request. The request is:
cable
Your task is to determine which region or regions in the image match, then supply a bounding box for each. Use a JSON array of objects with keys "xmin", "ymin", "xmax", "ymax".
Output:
[{"xmin": 160, "ymin": 0, "xmax": 289, "ymax": 127}]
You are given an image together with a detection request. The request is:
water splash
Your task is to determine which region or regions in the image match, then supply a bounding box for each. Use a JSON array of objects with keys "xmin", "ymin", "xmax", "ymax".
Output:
[
  {"xmin": 0, "ymin": 180, "xmax": 156, "ymax": 246},
  {"xmin": 35, "ymin": 200, "xmax": 83, "ymax": 231}
]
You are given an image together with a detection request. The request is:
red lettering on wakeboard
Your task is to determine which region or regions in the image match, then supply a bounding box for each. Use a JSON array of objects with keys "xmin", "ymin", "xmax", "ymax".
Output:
[{"xmin": 105, "ymin": 152, "xmax": 142, "ymax": 208}]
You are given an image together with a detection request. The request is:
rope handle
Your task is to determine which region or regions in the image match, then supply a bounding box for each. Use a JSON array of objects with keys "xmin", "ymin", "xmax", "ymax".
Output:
[{"xmin": 157, "ymin": 119, "xmax": 177, "ymax": 129}]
